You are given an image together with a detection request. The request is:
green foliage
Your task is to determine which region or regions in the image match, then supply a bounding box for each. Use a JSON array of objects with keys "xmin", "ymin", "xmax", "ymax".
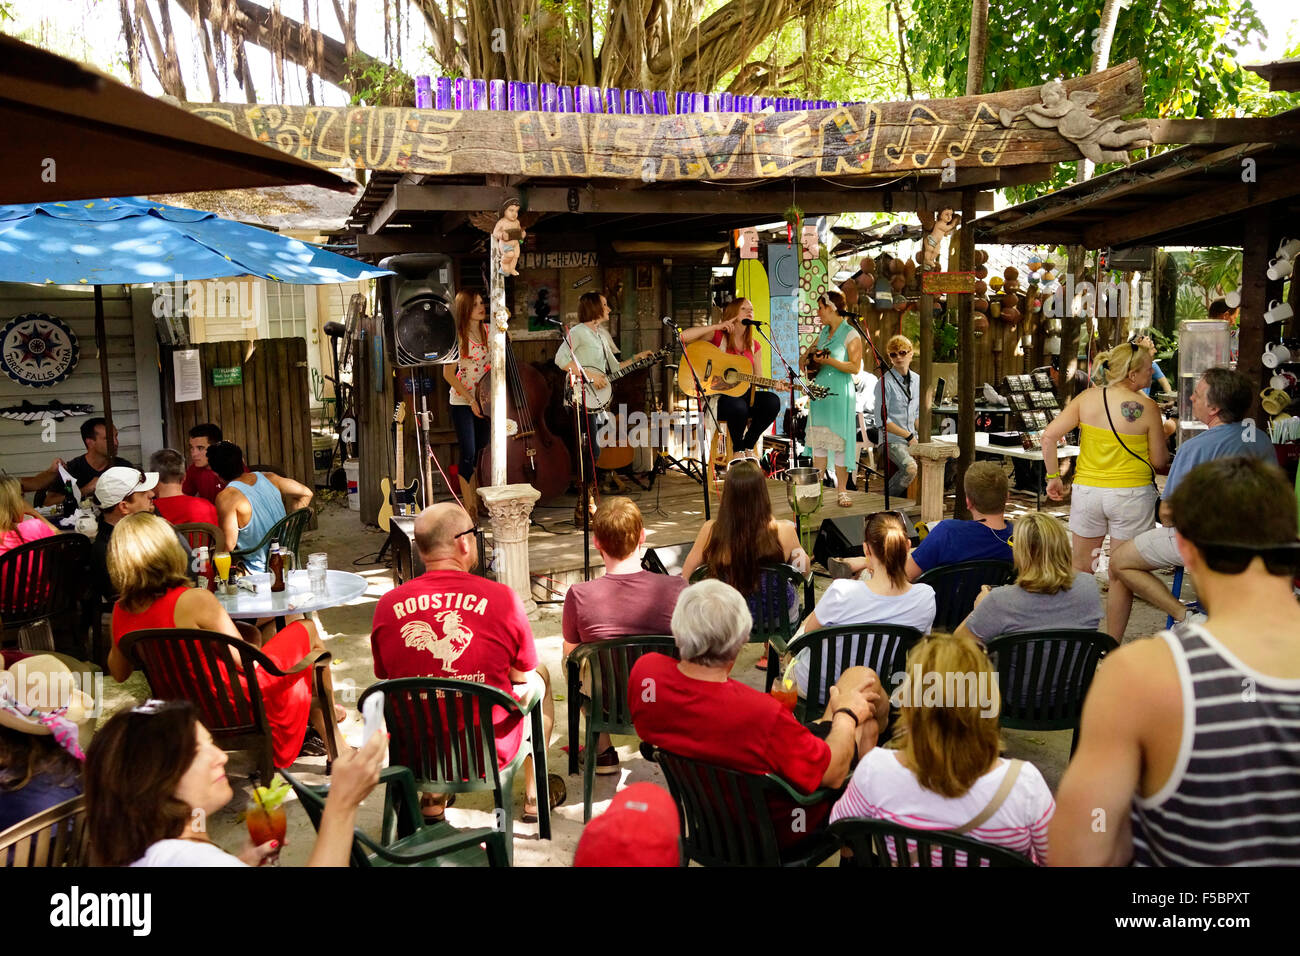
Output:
[
  {"xmin": 345, "ymin": 54, "xmax": 415, "ymax": 106},
  {"xmin": 0, "ymin": 2, "xmax": 14, "ymax": 22},
  {"xmin": 1171, "ymin": 247, "xmax": 1242, "ymax": 318},
  {"xmin": 932, "ymin": 313, "xmax": 959, "ymax": 361},
  {"xmin": 906, "ymin": 0, "xmax": 1269, "ymax": 201}
]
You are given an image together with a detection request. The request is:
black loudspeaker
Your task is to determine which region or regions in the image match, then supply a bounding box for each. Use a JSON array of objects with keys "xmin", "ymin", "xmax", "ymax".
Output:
[
  {"xmin": 812, "ymin": 512, "xmax": 919, "ymax": 569},
  {"xmin": 642, "ymin": 542, "xmax": 695, "ymax": 576},
  {"xmin": 378, "ymin": 253, "xmax": 457, "ymax": 366}
]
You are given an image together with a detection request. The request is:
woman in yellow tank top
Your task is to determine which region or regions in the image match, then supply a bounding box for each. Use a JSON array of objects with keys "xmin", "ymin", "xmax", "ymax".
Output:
[{"xmin": 1042, "ymin": 341, "xmax": 1170, "ymax": 639}]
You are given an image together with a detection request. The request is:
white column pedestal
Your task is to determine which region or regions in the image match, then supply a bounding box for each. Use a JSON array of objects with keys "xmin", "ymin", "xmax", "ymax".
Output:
[{"xmin": 477, "ymin": 483, "xmax": 541, "ymax": 614}]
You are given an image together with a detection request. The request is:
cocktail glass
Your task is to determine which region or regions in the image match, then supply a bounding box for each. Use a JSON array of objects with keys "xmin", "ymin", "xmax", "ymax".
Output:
[
  {"xmin": 771, "ymin": 679, "xmax": 798, "ymax": 712},
  {"xmin": 212, "ymin": 551, "xmax": 232, "ymax": 592}
]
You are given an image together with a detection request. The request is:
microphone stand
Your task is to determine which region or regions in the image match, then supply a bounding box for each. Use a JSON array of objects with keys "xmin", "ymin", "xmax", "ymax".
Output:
[
  {"xmin": 555, "ymin": 317, "xmax": 594, "ymax": 582},
  {"xmin": 666, "ymin": 319, "xmax": 718, "ymax": 521},
  {"xmin": 847, "ymin": 314, "xmax": 893, "ymax": 512},
  {"xmin": 750, "ymin": 321, "xmax": 816, "ymax": 475}
]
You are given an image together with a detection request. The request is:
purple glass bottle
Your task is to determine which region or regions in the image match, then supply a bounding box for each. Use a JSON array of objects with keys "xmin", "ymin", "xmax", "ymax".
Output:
[
  {"xmin": 414, "ymin": 75, "xmax": 432, "ymax": 109},
  {"xmin": 434, "ymin": 77, "xmax": 452, "ymax": 110},
  {"xmin": 489, "ymin": 79, "xmax": 507, "ymax": 110}
]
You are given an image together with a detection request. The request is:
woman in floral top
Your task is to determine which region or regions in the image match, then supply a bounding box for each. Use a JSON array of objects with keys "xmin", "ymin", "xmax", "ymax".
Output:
[{"xmin": 444, "ymin": 289, "xmax": 491, "ymax": 519}]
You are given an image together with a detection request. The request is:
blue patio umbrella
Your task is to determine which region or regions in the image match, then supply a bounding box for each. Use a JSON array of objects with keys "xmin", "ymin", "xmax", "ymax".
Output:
[
  {"xmin": 0, "ymin": 197, "xmax": 390, "ymax": 285},
  {"xmin": 0, "ymin": 197, "xmax": 392, "ymax": 456}
]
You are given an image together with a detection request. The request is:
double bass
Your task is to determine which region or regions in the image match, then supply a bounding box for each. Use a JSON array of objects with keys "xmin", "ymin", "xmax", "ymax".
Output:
[{"xmin": 475, "ymin": 332, "xmax": 572, "ymax": 502}]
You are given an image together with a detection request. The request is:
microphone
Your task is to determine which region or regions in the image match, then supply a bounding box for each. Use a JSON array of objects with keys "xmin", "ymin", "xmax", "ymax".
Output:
[
  {"xmin": 536, "ymin": 315, "xmax": 564, "ymax": 326},
  {"xmin": 741, "ymin": 319, "xmax": 764, "ymax": 327},
  {"xmin": 661, "ymin": 315, "xmax": 679, "ymax": 329}
]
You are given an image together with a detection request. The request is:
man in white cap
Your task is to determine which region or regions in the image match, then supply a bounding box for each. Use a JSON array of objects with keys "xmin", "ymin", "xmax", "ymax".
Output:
[{"xmin": 90, "ymin": 466, "xmax": 160, "ymax": 600}]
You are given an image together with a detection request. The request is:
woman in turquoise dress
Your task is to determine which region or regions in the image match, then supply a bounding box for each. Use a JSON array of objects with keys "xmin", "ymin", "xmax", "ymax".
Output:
[{"xmin": 800, "ymin": 290, "xmax": 863, "ymax": 506}]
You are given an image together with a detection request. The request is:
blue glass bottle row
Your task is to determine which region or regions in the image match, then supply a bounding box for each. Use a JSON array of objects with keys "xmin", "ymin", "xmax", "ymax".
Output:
[{"xmin": 411, "ymin": 75, "xmax": 840, "ymax": 114}]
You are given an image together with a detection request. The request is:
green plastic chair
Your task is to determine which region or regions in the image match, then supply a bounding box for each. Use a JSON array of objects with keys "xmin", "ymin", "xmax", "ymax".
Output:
[
  {"xmin": 830, "ymin": 818, "xmax": 1035, "ymax": 867},
  {"xmin": 914, "ymin": 559, "xmax": 1015, "ymax": 632},
  {"xmin": 689, "ymin": 561, "xmax": 811, "ymax": 691},
  {"xmin": 984, "ymin": 628, "xmax": 1118, "ymax": 755},
  {"xmin": 359, "ymin": 677, "xmax": 550, "ymax": 866},
  {"xmin": 281, "ymin": 767, "xmax": 508, "ymax": 867},
  {"xmin": 232, "ymin": 506, "xmax": 313, "ymax": 570},
  {"xmin": 565, "ymin": 635, "xmax": 678, "ymax": 821},
  {"xmin": 778, "ymin": 623, "xmax": 924, "ymax": 731},
  {"xmin": 655, "ymin": 748, "xmax": 841, "ymax": 867}
]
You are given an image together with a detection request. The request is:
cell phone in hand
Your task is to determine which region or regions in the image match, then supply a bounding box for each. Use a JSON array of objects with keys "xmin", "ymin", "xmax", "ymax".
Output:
[{"xmin": 361, "ymin": 691, "xmax": 385, "ymax": 746}]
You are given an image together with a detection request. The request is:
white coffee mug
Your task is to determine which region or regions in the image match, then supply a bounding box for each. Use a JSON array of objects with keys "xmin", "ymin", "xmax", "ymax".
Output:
[
  {"xmin": 1268, "ymin": 257, "xmax": 1295, "ymax": 281},
  {"xmin": 1264, "ymin": 300, "xmax": 1295, "ymax": 325},
  {"xmin": 1278, "ymin": 238, "xmax": 1300, "ymax": 259},
  {"xmin": 1263, "ymin": 342, "xmax": 1292, "ymax": 368},
  {"xmin": 1270, "ymin": 370, "xmax": 1298, "ymax": 391},
  {"xmin": 1225, "ymin": 290, "xmax": 1241, "ymax": 309}
]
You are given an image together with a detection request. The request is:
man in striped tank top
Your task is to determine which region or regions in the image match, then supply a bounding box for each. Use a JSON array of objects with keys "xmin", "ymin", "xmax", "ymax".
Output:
[{"xmin": 1051, "ymin": 457, "xmax": 1300, "ymax": 865}]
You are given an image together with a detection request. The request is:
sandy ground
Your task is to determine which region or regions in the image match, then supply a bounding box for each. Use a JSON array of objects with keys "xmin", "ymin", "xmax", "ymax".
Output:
[{"xmin": 96, "ymin": 492, "xmax": 1183, "ymax": 867}]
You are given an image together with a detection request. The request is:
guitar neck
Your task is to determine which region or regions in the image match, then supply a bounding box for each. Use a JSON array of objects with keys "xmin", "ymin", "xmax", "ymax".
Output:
[
  {"xmin": 735, "ymin": 373, "xmax": 792, "ymax": 392},
  {"xmin": 394, "ymin": 420, "xmax": 405, "ymax": 486},
  {"xmin": 609, "ymin": 349, "xmax": 665, "ymax": 383}
]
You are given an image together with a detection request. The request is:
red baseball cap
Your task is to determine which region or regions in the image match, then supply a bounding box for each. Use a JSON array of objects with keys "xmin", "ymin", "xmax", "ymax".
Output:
[{"xmin": 573, "ymin": 783, "xmax": 680, "ymax": 867}]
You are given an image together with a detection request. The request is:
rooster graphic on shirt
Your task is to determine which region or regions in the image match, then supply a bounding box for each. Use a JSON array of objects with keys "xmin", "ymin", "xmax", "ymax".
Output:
[{"xmin": 400, "ymin": 610, "xmax": 474, "ymax": 668}]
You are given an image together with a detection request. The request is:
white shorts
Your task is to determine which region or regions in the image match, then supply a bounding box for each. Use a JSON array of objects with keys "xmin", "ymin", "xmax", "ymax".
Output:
[
  {"xmin": 1134, "ymin": 525, "xmax": 1182, "ymax": 569},
  {"xmin": 1068, "ymin": 484, "xmax": 1157, "ymax": 541}
]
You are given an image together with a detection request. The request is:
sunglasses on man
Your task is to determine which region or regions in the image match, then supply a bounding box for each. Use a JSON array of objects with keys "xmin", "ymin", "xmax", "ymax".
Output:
[
  {"xmin": 889, "ymin": 350, "xmax": 911, "ymax": 358},
  {"xmin": 1192, "ymin": 540, "xmax": 1300, "ymax": 576}
]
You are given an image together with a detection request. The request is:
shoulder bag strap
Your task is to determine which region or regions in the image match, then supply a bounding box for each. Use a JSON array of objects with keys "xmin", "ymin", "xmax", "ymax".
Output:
[
  {"xmin": 952, "ymin": 759, "xmax": 1024, "ymax": 835},
  {"xmin": 1101, "ymin": 386, "xmax": 1158, "ymax": 489}
]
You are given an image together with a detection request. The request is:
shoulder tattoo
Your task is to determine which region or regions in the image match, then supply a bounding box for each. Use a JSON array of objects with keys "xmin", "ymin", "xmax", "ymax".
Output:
[{"xmin": 1120, "ymin": 400, "xmax": 1143, "ymax": 422}]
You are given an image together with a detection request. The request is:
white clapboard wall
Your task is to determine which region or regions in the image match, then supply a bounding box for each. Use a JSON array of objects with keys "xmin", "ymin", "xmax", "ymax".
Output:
[{"xmin": 0, "ymin": 283, "xmax": 158, "ymax": 481}]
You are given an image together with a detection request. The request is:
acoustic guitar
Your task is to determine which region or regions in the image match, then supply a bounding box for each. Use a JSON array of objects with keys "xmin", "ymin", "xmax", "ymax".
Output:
[
  {"xmin": 677, "ymin": 341, "xmax": 829, "ymax": 400},
  {"xmin": 378, "ymin": 402, "xmax": 420, "ymax": 533}
]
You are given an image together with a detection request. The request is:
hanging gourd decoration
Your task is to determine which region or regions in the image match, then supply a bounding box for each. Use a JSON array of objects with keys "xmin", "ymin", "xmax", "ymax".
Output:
[
  {"xmin": 989, "ymin": 275, "xmax": 1004, "ymax": 291},
  {"xmin": 860, "ymin": 256, "xmax": 876, "ymax": 276},
  {"xmin": 973, "ymin": 297, "xmax": 990, "ymax": 314},
  {"xmin": 1002, "ymin": 306, "xmax": 1021, "ymax": 325},
  {"xmin": 856, "ymin": 271, "xmax": 874, "ymax": 291},
  {"xmin": 973, "ymin": 313, "xmax": 989, "ymax": 337},
  {"xmin": 890, "ymin": 274, "xmax": 907, "ymax": 293},
  {"xmin": 973, "ymin": 279, "xmax": 988, "ymax": 296},
  {"xmin": 888, "ymin": 256, "xmax": 906, "ymax": 276},
  {"xmin": 976, "ymin": 249, "xmax": 989, "ymax": 265},
  {"xmin": 904, "ymin": 259, "xmax": 917, "ymax": 285},
  {"xmin": 841, "ymin": 280, "xmax": 859, "ymax": 307},
  {"xmin": 1004, "ymin": 266, "xmax": 1019, "ymax": 286},
  {"xmin": 975, "ymin": 264, "xmax": 988, "ymax": 280}
]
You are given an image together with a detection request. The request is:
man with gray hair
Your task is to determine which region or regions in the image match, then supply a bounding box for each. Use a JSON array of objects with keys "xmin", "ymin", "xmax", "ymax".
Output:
[
  {"xmin": 1109, "ymin": 366, "xmax": 1275, "ymax": 634},
  {"xmin": 149, "ymin": 448, "xmax": 218, "ymax": 527},
  {"xmin": 630, "ymin": 580, "xmax": 884, "ymax": 851}
]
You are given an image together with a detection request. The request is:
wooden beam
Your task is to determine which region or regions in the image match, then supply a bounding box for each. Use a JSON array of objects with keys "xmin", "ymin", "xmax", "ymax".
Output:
[
  {"xmin": 355, "ymin": 233, "xmax": 475, "ymax": 255},
  {"xmin": 955, "ymin": 189, "xmax": 978, "ymax": 521},
  {"xmin": 980, "ymin": 144, "xmax": 1252, "ymax": 240},
  {"xmin": 373, "ymin": 182, "xmax": 995, "ymax": 217},
  {"xmin": 1083, "ymin": 154, "xmax": 1300, "ymax": 247},
  {"xmin": 1238, "ymin": 208, "xmax": 1277, "ymax": 429},
  {"xmin": 365, "ymin": 174, "xmax": 416, "ymax": 234},
  {"xmin": 1148, "ymin": 114, "xmax": 1300, "ymax": 146},
  {"xmin": 181, "ymin": 60, "xmax": 1143, "ymax": 181}
]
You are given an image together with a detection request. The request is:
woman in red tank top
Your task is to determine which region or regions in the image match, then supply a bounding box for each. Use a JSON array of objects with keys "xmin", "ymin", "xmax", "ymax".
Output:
[
  {"xmin": 106, "ymin": 514, "xmax": 343, "ymax": 768},
  {"xmin": 678, "ymin": 298, "xmax": 782, "ymax": 458}
]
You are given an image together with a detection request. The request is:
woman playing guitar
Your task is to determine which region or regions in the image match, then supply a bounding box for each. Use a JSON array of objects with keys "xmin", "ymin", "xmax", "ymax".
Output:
[
  {"xmin": 799, "ymin": 290, "xmax": 864, "ymax": 506},
  {"xmin": 555, "ymin": 291, "xmax": 651, "ymax": 510},
  {"xmin": 678, "ymin": 297, "xmax": 781, "ymax": 459}
]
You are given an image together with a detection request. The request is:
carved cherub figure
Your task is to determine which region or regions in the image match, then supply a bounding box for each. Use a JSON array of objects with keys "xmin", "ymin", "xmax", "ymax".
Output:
[
  {"xmin": 1000, "ymin": 80, "xmax": 1152, "ymax": 165},
  {"xmin": 493, "ymin": 198, "xmax": 526, "ymax": 275},
  {"xmin": 920, "ymin": 206, "xmax": 960, "ymax": 270}
]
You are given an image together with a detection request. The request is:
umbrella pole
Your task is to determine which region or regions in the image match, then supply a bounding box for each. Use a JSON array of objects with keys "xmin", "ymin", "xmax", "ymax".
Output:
[{"xmin": 94, "ymin": 285, "xmax": 117, "ymax": 458}]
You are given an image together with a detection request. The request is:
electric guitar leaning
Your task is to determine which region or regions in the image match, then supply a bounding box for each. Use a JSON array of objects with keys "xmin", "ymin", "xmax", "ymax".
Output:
[
  {"xmin": 676, "ymin": 341, "xmax": 830, "ymax": 400},
  {"xmin": 378, "ymin": 402, "xmax": 420, "ymax": 533},
  {"xmin": 565, "ymin": 346, "xmax": 673, "ymax": 411}
]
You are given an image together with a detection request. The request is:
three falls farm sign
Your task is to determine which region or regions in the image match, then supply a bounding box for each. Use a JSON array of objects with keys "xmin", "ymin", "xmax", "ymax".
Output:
[{"xmin": 184, "ymin": 62, "xmax": 1146, "ymax": 183}]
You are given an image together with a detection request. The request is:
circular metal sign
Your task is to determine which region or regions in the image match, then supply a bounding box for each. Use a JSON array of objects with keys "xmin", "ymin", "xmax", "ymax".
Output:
[{"xmin": 1, "ymin": 313, "xmax": 80, "ymax": 388}]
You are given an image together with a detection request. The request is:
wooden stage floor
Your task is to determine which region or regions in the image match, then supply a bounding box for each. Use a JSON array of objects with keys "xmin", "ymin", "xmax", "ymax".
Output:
[{"xmin": 522, "ymin": 469, "xmax": 918, "ymax": 593}]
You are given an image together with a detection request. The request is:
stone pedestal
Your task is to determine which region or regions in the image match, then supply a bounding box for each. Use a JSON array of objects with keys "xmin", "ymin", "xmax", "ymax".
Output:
[
  {"xmin": 912, "ymin": 441, "xmax": 960, "ymax": 525},
  {"xmin": 478, "ymin": 483, "xmax": 541, "ymax": 614}
]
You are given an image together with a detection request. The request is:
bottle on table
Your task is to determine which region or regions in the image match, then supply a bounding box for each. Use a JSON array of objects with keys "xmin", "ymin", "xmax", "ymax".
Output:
[
  {"xmin": 197, "ymin": 546, "xmax": 216, "ymax": 592},
  {"xmin": 269, "ymin": 541, "xmax": 285, "ymax": 593}
]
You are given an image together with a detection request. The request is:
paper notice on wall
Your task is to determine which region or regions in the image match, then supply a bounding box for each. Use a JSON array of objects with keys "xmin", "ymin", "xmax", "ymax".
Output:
[{"xmin": 174, "ymin": 349, "xmax": 202, "ymax": 402}]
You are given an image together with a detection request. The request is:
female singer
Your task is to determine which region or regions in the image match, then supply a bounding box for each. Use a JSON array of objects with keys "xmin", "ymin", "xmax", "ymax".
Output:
[
  {"xmin": 800, "ymin": 290, "xmax": 863, "ymax": 506},
  {"xmin": 678, "ymin": 298, "xmax": 781, "ymax": 458},
  {"xmin": 444, "ymin": 289, "xmax": 491, "ymax": 519},
  {"xmin": 554, "ymin": 291, "xmax": 650, "ymax": 514}
]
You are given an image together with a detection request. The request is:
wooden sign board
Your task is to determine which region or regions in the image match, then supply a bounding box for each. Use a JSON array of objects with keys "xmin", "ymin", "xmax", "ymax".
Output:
[
  {"xmin": 922, "ymin": 272, "xmax": 978, "ymax": 295},
  {"xmin": 520, "ymin": 251, "xmax": 598, "ymax": 269},
  {"xmin": 184, "ymin": 62, "xmax": 1143, "ymax": 182}
]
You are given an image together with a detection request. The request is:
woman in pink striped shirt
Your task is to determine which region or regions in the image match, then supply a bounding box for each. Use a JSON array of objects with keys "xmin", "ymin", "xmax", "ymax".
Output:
[{"xmin": 830, "ymin": 632, "xmax": 1054, "ymax": 864}]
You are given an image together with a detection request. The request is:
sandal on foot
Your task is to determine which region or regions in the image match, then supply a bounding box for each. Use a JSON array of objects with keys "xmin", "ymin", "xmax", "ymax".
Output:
[
  {"xmin": 521, "ymin": 773, "xmax": 568, "ymax": 823},
  {"xmin": 420, "ymin": 792, "xmax": 456, "ymax": 823},
  {"xmin": 836, "ymin": 492, "xmax": 853, "ymax": 507}
]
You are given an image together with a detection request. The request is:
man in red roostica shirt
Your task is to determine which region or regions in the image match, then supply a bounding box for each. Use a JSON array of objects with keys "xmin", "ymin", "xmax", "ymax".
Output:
[
  {"xmin": 182, "ymin": 423, "xmax": 226, "ymax": 503},
  {"xmin": 370, "ymin": 502, "xmax": 562, "ymax": 823},
  {"xmin": 150, "ymin": 449, "xmax": 219, "ymax": 527}
]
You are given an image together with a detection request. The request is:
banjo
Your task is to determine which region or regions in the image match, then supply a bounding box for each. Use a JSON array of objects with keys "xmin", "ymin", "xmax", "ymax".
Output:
[{"xmin": 565, "ymin": 346, "xmax": 672, "ymax": 411}]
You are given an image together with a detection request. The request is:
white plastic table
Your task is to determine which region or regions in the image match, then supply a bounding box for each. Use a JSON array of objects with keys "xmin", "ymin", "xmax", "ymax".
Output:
[{"xmin": 215, "ymin": 569, "xmax": 368, "ymax": 621}]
